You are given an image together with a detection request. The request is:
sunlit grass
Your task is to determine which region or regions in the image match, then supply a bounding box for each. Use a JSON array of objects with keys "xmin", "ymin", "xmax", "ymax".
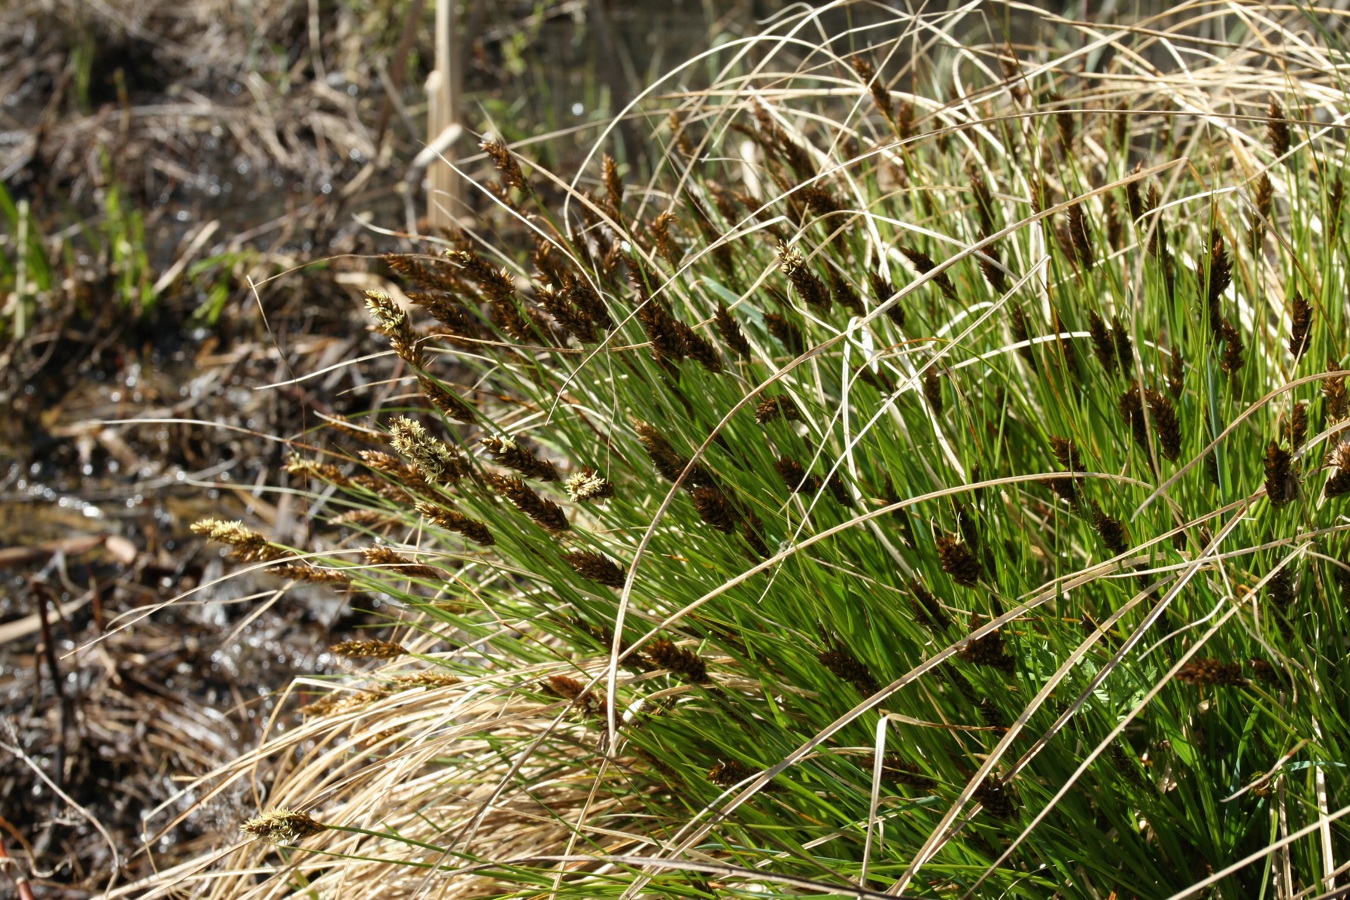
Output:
[{"xmin": 130, "ymin": 2, "xmax": 1350, "ymax": 898}]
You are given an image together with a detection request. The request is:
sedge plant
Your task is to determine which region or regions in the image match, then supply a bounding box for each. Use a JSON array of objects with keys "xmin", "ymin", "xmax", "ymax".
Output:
[{"xmin": 127, "ymin": 2, "xmax": 1350, "ymax": 897}]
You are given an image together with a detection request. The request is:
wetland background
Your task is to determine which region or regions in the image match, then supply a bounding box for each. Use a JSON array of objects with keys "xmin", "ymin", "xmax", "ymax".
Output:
[{"xmin": 0, "ymin": 0, "xmax": 1129, "ymax": 894}]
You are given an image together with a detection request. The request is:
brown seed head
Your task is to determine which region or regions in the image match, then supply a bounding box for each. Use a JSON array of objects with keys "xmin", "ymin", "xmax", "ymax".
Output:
[
  {"xmin": 1264, "ymin": 440, "xmax": 1298, "ymax": 507},
  {"xmin": 1325, "ymin": 442, "xmax": 1350, "ymax": 498},
  {"xmin": 1177, "ymin": 658, "xmax": 1248, "ymax": 687},
  {"xmin": 331, "ymin": 638, "xmax": 407, "ymax": 660},
  {"xmin": 819, "ymin": 643, "xmax": 880, "ymax": 695},
  {"xmin": 1289, "ymin": 292, "xmax": 1312, "ymax": 361},
  {"xmin": 1146, "ymin": 389, "xmax": 1181, "ymax": 462},
  {"xmin": 974, "ymin": 776, "xmax": 1019, "ymax": 821},
  {"xmin": 191, "ymin": 518, "xmax": 284, "ymax": 563},
  {"xmin": 487, "ymin": 473, "xmax": 569, "ymax": 532},
  {"xmin": 1089, "ymin": 500, "xmax": 1130, "ymax": 555},
  {"xmin": 1289, "ymin": 402, "xmax": 1308, "ymax": 452},
  {"xmin": 647, "ymin": 638, "xmax": 708, "ymax": 683},
  {"xmin": 708, "ymin": 759, "xmax": 754, "ymax": 787},
  {"xmin": 1325, "ymin": 361, "xmax": 1348, "ymax": 422},
  {"xmin": 899, "ymin": 246, "xmax": 958, "ymax": 302},
  {"xmin": 691, "ymin": 486, "xmax": 740, "ymax": 534},
  {"xmin": 775, "ymin": 455, "xmax": 820, "ymax": 495},
  {"xmin": 483, "ymin": 435, "xmax": 559, "ymax": 482},
  {"xmin": 1219, "ymin": 318, "xmax": 1246, "ymax": 375},
  {"xmin": 937, "ymin": 534, "xmax": 982, "ymax": 587},
  {"xmin": 909, "ymin": 580, "xmax": 951, "ymax": 631},
  {"xmin": 563, "ymin": 550, "xmax": 627, "ymax": 588},
  {"xmin": 1087, "ymin": 311, "xmax": 1115, "ymax": 376},
  {"xmin": 415, "ymin": 500, "xmax": 495, "ymax": 546},
  {"xmin": 764, "ymin": 312, "xmax": 805, "ymax": 356},
  {"xmin": 959, "ymin": 616, "xmax": 1014, "ymax": 672},
  {"xmin": 922, "ymin": 367, "xmax": 943, "ymax": 415},
  {"xmin": 755, "ymin": 395, "xmax": 801, "ymax": 425},
  {"xmin": 242, "ymin": 809, "xmax": 325, "ymax": 844},
  {"xmin": 481, "ymin": 138, "xmax": 526, "ymax": 191},
  {"xmin": 362, "ymin": 546, "xmax": 443, "ymax": 580},
  {"xmin": 1266, "ymin": 96, "xmax": 1291, "ymax": 159},
  {"xmin": 714, "ymin": 303, "xmax": 751, "ymax": 359}
]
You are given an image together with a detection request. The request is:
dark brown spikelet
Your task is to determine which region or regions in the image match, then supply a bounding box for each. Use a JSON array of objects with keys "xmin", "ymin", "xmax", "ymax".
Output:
[
  {"xmin": 1089, "ymin": 500, "xmax": 1130, "ymax": 555},
  {"xmin": 331, "ymin": 638, "xmax": 407, "ymax": 659},
  {"xmin": 899, "ymin": 246, "xmax": 958, "ymax": 302},
  {"xmin": 870, "ymin": 271, "xmax": 905, "ymax": 327},
  {"xmin": 775, "ymin": 455, "xmax": 821, "ymax": 495},
  {"xmin": 1289, "ymin": 292, "xmax": 1312, "ymax": 361},
  {"xmin": 778, "ymin": 243, "xmax": 832, "ymax": 312},
  {"xmin": 1147, "ymin": 390, "xmax": 1181, "ymax": 462},
  {"xmin": 564, "ymin": 550, "xmax": 627, "ymax": 588},
  {"xmin": 1267, "ymin": 96, "xmax": 1291, "ymax": 159},
  {"xmin": 538, "ymin": 283, "xmax": 597, "ymax": 345},
  {"xmin": 1051, "ymin": 435, "xmax": 1082, "ymax": 472},
  {"xmin": 487, "ymin": 474, "xmax": 568, "ymax": 532},
  {"xmin": 714, "ymin": 303, "xmax": 751, "ymax": 359},
  {"xmin": 450, "ymin": 250, "xmax": 533, "ymax": 341},
  {"xmin": 415, "ymin": 501, "xmax": 495, "ymax": 546},
  {"xmin": 363, "ymin": 546, "xmax": 444, "ymax": 580},
  {"xmin": 1168, "ymin": 346, "xmax": 1185, "ymax": 399},
  {"xmin": 562, "ymin": 271, "xmax": 613, "ymax": 331},
  {"xmin": 1112, "ymin": 316, "xmax": 1134, "ymax": 374},
  {"xmin": 1202, "ymin": 232, "xmax": 1232, "ymax": 337},
  {"xmin": 922, "ymin": 367, "xmax": 943, "ymax": 415},
  {"xmin": 1326, "ymin": 361, "xmax": 1348, "ymax": 422},
  {"xmin": 1325, "ymin": 443, "xmax": 1350, "ymax": 497},
  {"xmin": 649, "ymin": 211, "xmax": 682, "ymax": 267},
  {"xmin": 1067, "ymin": 202, "xmax": 1093, "ymax": 269},
  {"xmin": 708, "ymin": 759, "xmax": 753, "ymax": 787},
  {"xmin": 937, "ymin": 534, "xmax": 982, "ymax": 587},
  {"xmin": 1252, "ymin": 172, "xmax": 1274, "ymax": 251},
  {"xmin": 960, "ymin": 616, "xmax": 1015, "ymax": 672},
  {"xmin": 647, "ymin": 639, "xmax": 708, "ymax": 683},
  {"xmin": 675, "ymin": 320, "xmax": 724, "ymax": 375},
  {"xmin": 601, "ymin": 153, "xmax": 624, "ymax": 210},
  {"xmin": 742, "ymin": 513, "xmax": 771, "ymax": 559},
  {"xmin": 1264, "ymin": 440, "xmax": 1298, "ymax": 507},
  {"xmin": 974, "ymin": 776, "xmax": 1019, "ymax": 821},
  {"xmin": 481, "ymin": 138, "xmax": 527, "ymax": 192},
  {"xmin": 819, "ymin": 643, "xmax": 880, "ymax": 696},
  {"xmin": 1177, "ymin": 658, "xmax": 1248, "ymax": 687},
  {"xmin": 1120, "ymin": 386, "xmax": 1149, "ymax": 454},
  {"xmin": 968, "ymin": 163, "xmax": 996, "ymax": 236},
  {"xmin": 1125, "ymin": 161, "xmax": 1145, "ymax": 222},
  {"xmin": 978, "ymin": 244, "xmax": 1009, "ymax": 294},
  {"xmin": 764, "ymin": 312, "xmax": 805, "ymax": 356},
  {"xmin": 1267, "ymin": 566, "xmax": 1297, "ymax": 613},
  {"xmin": 1289, "ymin": 403, "xmax": 1308, "ymax": 452},
  {"xmin": 691, "ymin": 486, "xmax": 739, "ymax": 534},
  {"xmin": 1249, "ymin": 658, "xmax": 1281, "ymax": 685},
  {"xmin": 634, "ymin": 297, "xmax": 687, "ymax": 364},
  {"xmin": 543, "ymin": 674, "xmax": 603, "ymax": 717},
  {"xmin": 1088, "ymin": 311, "xmax": 1116, "ymax": 375},
  {"xmin": 827, "ymin": 265, "xmax": 865, "ymax": 316},
  {"xmin": 1219, "ymin": 318, "xmax": 1246, "ymax": 375},
  {"xmin": 635, "ymin": 422, "xmax": 711, "ymax": 487},
  {"xmin": 482, "ymin": 436, "xmax": 559, "ymax": 482},
  {"xmin": 851, "ymin": 55, "xmax": 893, "ymax": 123},
  {"xmin": 864, "ymin": 754, "xmax": 935, "ymax": 788},
  {"xmin": 1106, "ymin": 197, "xmax": 1124, "ymax": 250},
  {"xmin": 755, "ymin": 395, "xmax": 802, "ymax": 425},
  {"xmin": 419, "ymin": 375, "xmax": 477, "ymax": 424},
  {"xmin": 910, "ymin": 580, "xmax": 951, "ymax": 632},
  {"xmin": 1009, "ymin": 304, "xmax": 1037, "ymax": 369},
  {"xmin": 1330, "ymin": 176, "xmax": 1345, "ymax": 234}
]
